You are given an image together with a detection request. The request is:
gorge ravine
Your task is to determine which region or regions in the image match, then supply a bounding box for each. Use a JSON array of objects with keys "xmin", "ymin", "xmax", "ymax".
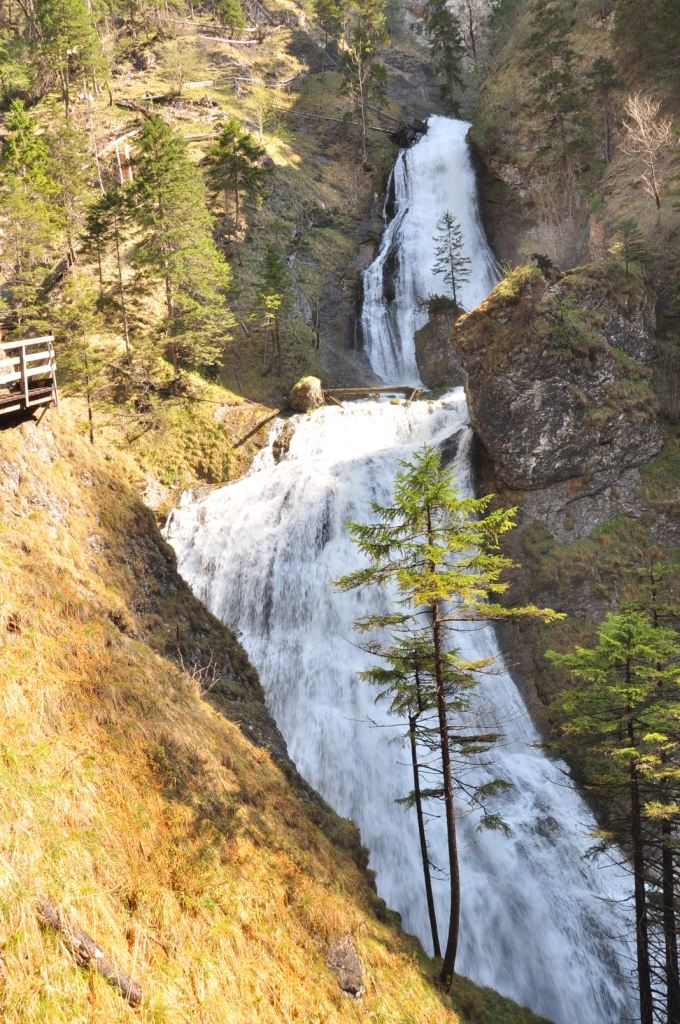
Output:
[{"xmin": 166, "ymin": 118, "xmax": 634, "ymax": 1023}]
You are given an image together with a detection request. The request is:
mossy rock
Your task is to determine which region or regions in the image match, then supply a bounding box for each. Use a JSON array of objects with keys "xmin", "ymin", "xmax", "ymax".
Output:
[{"xmin": 290, "ymin": 376, "xmax": 324, "ymax": 412}]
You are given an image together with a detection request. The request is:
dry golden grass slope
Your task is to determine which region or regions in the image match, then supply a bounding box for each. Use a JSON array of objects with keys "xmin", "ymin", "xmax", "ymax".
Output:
[{"xmin": 0, "ymin": 402, "xmax": 551, "ymax": 1024}]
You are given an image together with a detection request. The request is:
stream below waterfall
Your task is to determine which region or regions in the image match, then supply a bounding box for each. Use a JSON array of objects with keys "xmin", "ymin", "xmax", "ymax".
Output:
[{"xmin": 166, "ymin": 117, "xmax": 635, "ymax": 1023}]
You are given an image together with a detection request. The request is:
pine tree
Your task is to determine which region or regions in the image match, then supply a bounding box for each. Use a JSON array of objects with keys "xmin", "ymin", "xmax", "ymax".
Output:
[
  {"xmin": 547, "ymin": 612, "xmax": 680, "ymax": 1024},
  {"xmin": 34, "ymin": 0, "xmax": 102, "ymax": 119},
  {"xmin": 0, "ymin": 101, "xmax": 60, "ymax": 334},
  {"xmin": 314, "ymin": 0, "xmax": 340, "ymax": 50},
  {"xmin": 432, "ymin": 212, "xmax": 471, "ymax": 308},
  {"xmin": 252, "ymin": 244, "xmax": 290, "ymax": 375},
  {"xmin": 53, "ymin": 270, "xmax": 104, "ymax": 444},
  {"xmin": 520, "ymin": 0, "xmax": 590, "ymax": 186},
  {"xmin": 127, "ymin": 116, "xmax": 233, "ymax": 373},
  {"xmin": 608, "ymin": 218, "xmax": 653, "ymax": 278},
  {"xmin": 585, "ymin": 56, "xmax": 622, "ymax": 164},
  {"xmin": 422, "ymin": 0, "xmax": 465, "ymax": 115},
  {"xmin": 204, "ymin": 117, "xmax": 270, "ymax": 237},
  {"xmin": 216, "ymin": 0, "xmax": 246, "ymax": 35},
  {"xmin": 82, "ymin": 188, "xmax": 133, "ymax": 362},
  {"xmin": 336, "ymin": 445, "xmax": 559, "ymax": 990}
]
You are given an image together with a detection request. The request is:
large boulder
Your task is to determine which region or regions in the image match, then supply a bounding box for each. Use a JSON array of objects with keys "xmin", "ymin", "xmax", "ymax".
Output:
[
  {"xmin": 413, "ymin": 300, "xmax": 463, "ymax": 389},
  {"xmin": 289, "ymin": 376, "xmax": 324, "ymax": 412},
  {"xmin": 454, "ymin": 265, "xmax": 662, "ymax": 491}
]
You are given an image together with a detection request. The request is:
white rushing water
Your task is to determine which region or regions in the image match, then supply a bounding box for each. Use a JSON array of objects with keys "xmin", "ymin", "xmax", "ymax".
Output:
[
  {"xmin": 361, "ymin": 116, "xmax": 499, "ymax": 384},
  {"xmin": 166, "ymin": 118, "xmax": 634, "ymax": 1022}
]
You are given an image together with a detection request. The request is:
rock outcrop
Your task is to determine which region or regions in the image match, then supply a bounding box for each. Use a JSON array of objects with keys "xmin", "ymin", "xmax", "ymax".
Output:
[
  {"xmin": 290, "ymin": 376, "xmax": 324, "ymax": 412},
  {"xmin": 413, "ymin": 302, "xmax": 463, "ymax": 389},
  {"xmin": 326, "ymin": 934, "xmax": 365, "ymax": 998},
  {"xmin": 454, "ymin": 265, "xmax": 662, "ymax": 491}
]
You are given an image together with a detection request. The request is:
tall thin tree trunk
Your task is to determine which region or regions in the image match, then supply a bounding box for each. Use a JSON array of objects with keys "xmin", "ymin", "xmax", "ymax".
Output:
[
  {"xmin": 663, "ymin": 818, "xmax": 680, "ymax": 1021},
  {"xmin": 408, "ymin": 711, "xmax": 441, "ymax": 958},
  {"xmin": 113, "ymin": 218, "xmax": 131, "ymax": 363},
  {"xmin": 432, "ymin": 593, "xmax": 460, "ymax": 991},
  {"xmin": 628, "ymin": 695, "xmax": 653, "ymax": 1024},
  {"xmin": 84, "ymin": 346, "xmax": 94, "ymax": 445}
]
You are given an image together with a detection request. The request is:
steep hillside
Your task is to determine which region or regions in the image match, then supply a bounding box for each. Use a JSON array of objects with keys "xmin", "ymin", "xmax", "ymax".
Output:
[{"xmin": 0, "ymin": 403, "xmax": 549, "ymax": 1024}]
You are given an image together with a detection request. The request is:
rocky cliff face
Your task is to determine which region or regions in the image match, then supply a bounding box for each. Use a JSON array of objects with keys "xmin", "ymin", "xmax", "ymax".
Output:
[
  {"xmin": 454, "ymin": 264, "xmax": 661, "ymax": 490},
  {"xmin": 414, "ymin": 304, "xmax": 463, "ymax": 389}
]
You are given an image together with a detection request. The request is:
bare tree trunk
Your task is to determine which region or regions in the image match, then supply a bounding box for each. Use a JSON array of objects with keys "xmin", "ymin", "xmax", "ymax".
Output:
[
  {"xmin": 628, "ymin": 697, "xmax": 653, "ymax": 1024},
  {"xmin": 84, "ymin": 345, "xmax": 94, "ymax": 445},
  {"xmin": 663, "ymin": 818, "xmax": 680, "ymax": 1022},
  {"xmin": 112, "ymin": 216, "xmax": 131, "ymax": 363},
  {"xmin": 432, "ymin": 593, "xmax": 460, "ymax": 991},
  {"xmin": 409, "ymin": 712, "xmax": 441, "ymax": 958},
  {"xmin": 37, "ymin": 899, "xmax": 141, "ymax": 1005}
]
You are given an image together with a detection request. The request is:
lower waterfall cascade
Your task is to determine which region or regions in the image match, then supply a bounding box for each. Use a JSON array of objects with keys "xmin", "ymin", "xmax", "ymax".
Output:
[{"xmin": 165, "ymin": 118, "xmax": 635, "ymax": 1023}]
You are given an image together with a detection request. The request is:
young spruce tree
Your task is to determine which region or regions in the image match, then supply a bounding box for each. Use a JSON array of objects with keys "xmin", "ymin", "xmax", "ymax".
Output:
[
  {"xmin": 204, "ymin": 117, "xmax": 270, "ymax": 238},
  {"xmin": 608, "ymin": 218, "xmax": 653, "ymax": 279},
  {"xmin": 432, "ymin": 212, "xmax": 471, "ymax": 308},
  {"xmin": 252, "ymin": 244, "xmax": 290, "ymax": 376},
  {"xmin": 336, "ymin": 445, "xmax": 559, "ymax": 989}
]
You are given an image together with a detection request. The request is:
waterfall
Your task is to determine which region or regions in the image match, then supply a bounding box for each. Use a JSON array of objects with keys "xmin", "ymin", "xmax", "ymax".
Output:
[
  {"xmin": 165, "ymin": 117, "xmax": 634, "ymax": 1023},
  {"xmin": 361, "ymin": 116, "xmax": 499, "ymax": 384}
]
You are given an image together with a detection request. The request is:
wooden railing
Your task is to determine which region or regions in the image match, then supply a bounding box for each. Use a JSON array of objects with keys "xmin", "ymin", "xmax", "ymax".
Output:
[{"xmin": 0, "ymin": 336, "xmax": 58, "ymax": 417}]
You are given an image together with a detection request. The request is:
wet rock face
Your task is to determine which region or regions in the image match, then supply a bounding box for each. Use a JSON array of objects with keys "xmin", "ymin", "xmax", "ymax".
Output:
[
  {"xmin": 414, "ymin": 307, "xmax": 463, "ymax": 389},
  {"xmin": 326, "ymin": 934, "xmax": 365, "ymax": 998},
  {"xmin": 455, "ymin": 265, "xmax": 662, "ymax": 491}
]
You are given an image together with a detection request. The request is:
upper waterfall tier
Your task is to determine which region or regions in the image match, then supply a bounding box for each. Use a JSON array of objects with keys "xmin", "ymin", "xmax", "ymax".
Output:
[{"xmin": 361, "ymin": 116, "xmax": 499, "ymax": 386}]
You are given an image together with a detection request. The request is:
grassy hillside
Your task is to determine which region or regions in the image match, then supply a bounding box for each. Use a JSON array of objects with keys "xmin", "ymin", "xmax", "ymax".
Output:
[{"xmin": 0, "ymin": 402, "xmax": 551, "ymax": 1024}]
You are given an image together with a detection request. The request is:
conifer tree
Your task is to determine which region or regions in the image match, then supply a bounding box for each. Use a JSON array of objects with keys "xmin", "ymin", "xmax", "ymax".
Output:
[
  {"xmin": 340, "ymin": 0, "xmax": 388, "ymax": 166},
  {"xmin": 34, "ymin": 0, "xmax": 102, "ymax": 119},
  {"xmin": 585, "ymin": 56, "xmax": 622, "ymax": 164},
  {"xmin": 608, "ymin": 218, "xmax": 653, "ymax": 278},
  {"xmin": 336, "ymin": 445, "xmax": 559, "ymax": 989},
  {"xmin": 314, "ymin": 0, "xmax": 341, "ymax": 50},
  {"xmin": 204, "ymin": 117, "xmax": 270, "ymax": 237},
  {"xmin": 54, "ymin": 270, "xmax": 104, "ymax": 444},
  {"xmin": 82, "ymin": 188, "xmax": 133, "ymax": 362},
  {"xmin": 422, "ymin": 0, "xmax": 465, "ymax": 115},
  {"xmin": 432, "ymin": 211, "xmax": 470, "ymax": 308},
  {"xmin": 547, "ymin": 612, "xmax": 680, "ymax": 1024},
  {"xmin": 216, "ymin": 0, "xmax": 246, "ymax": 35},
  {"xmin": 520, "ymin": 0, "xmax": 590, "ymax": 186},
  {"xmin": 0, "ymin": 100, "xmax": 60, "ymax": 334},
  {"xmin": 252, "ymin": 244, "xmax": 290, "ymax": 375},
  {"xmin": 127, "ymin": 116, "xmax": 233, "ymax": 373}
]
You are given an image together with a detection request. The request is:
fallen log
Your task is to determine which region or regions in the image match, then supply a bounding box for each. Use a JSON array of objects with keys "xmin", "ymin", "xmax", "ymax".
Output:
[
  {"xmin": 37, "ymin": 899, "xmax": 142, "ymax": 1006},
  {"xmin": 323, "ymin": 391, "xmax": 344, "ymax": 408},
  {"xmin": 232, "ymin": 409, "xmax": 280, "ymax": 447},
  {"xmin": 324, "ymin": 386, "xmax": 420, "ymax": 398}
]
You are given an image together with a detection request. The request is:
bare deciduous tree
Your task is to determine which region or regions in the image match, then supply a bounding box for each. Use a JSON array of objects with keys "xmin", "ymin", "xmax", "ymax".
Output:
[{"xmin": 621, "ymin": 94, "xmax": 674, "ymax": 219}]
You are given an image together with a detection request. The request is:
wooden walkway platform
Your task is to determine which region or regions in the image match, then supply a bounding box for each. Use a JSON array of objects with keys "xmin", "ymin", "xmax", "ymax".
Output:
[{"xmin": 0, "ymin": 336, "xmax": 58, "ymax": 417}]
